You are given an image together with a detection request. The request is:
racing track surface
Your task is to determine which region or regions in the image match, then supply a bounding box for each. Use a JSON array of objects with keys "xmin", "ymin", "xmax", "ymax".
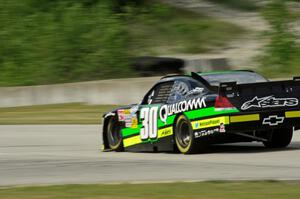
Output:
[{"xmin": 1, "ymin": 125, "xmax": 300, "ymax": 186}]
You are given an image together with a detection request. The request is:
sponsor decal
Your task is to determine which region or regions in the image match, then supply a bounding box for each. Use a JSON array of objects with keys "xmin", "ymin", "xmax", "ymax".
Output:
[
  {"xmin": 118, "ymin": 109, "xmax": 131, "ymax": 121},
  {"xmin": 117, "ymin": 110, "xmax": 126, "ymax": 121},
  {"xmin": 118, "ymin": 109, "xmax": 138, "ymax": 129},
  {"xmin": 160, "ymin": 97, "xmax": 206, "ymax": 124},
  {"xmin": 131, "ymin": 117, "xmax": 138, "ymax": 129},
  {"xmin": 124, "ymin": 110, "xmax": 131, "ymax": 114},
  {"xmin": 186, "ymin": 87, "xmax": 204, "ymax": 96},
  {"xmin": 219, "ymin": 123, "xmax": 226, "ymax": 133},
  {"xmin": 241, "ymin": 96, "xmax": 298, "ymax": 110},
  {"xmin": 192, "ymin": 116, "xmax": 228, "ymax": 130},
  {"xmin": 125, "ymin": 123, "xmax": 132, "ymax": 128},
  {"xmin": 159, "ymin": 127, "xmax": 173, "ymax": 137},
  {"xmin": 263, "ymin": 115, "xmax": 284, "ymax": 126},
  {"xmin": 194, "ymin": 128, "xmax": 219, "ymax": 138},
  {"xmin": 125, "ymin": 115, "xmax": 132, "ymax": 127}
]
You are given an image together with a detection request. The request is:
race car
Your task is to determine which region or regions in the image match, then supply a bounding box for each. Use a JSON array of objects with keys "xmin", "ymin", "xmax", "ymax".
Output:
[{"xmin": 102, "ymin": 70, "xmax": 300, "ymax": 154}]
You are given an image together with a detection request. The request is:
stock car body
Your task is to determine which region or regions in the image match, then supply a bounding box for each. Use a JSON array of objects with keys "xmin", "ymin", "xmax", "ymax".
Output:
[{"xmin": 102, "ymin": 70, "xmax": 300, "ymax": 154}]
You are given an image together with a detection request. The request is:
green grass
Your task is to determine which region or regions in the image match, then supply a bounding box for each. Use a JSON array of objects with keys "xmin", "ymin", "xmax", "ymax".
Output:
[
  {"xmin": 0, "ymin": 1, "xmax": 245, "ymax": 87},
  {"xmin": 259, "ymin": 0, "xmax": 300, "ymax": 78},
  {"xmin": 260, "ymin": 46, "xmax": 300, "ymax": 78},
  {"xmin": 206, "ymin": 0, "xmax": 259, "ymax": 11},
  {"xmin": 128, "ymin": 5, "xmax": 244, "ymax": 55},
  {"xmin": 0, "ymin": 103, "xmax": 120, "ymax": 124},
  {"xmin": 1, "ymin": 181, "xmax": 300, "ymax": 199}
]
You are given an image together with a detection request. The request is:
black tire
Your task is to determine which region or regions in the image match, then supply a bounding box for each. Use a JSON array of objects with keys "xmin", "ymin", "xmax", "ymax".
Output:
[
  {"xmin": 174, "ymin": 115, "xmax": 200, "ymax": 154},
  {"xmin": 107, "ymin": 117, "xmax": 124, "ymax": 151},
  {"xmin": 263, "ymin": 128, "xmax": 293, "ymax": 148}
]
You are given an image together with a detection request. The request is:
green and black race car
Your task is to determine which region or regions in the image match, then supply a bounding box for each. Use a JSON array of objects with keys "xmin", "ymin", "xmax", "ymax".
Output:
[{"xmin": 102, "ymin": 70, "xmax": 300, "ymax": 154}]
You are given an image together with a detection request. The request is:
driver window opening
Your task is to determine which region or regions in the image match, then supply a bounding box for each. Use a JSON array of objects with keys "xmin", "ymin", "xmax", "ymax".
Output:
[{"xmin": 146, "ymin": 82, "xmax": 174, "ymax": 105}]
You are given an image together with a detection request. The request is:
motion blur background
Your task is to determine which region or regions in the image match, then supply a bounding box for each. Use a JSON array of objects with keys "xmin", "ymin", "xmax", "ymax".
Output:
[
  {"xmin": 0, "ymin": 0, "xmax": 299, "ymax": 119},
  {"xmin": 1, "ymin": 0, "xmax": 299, "ymax": 87}
]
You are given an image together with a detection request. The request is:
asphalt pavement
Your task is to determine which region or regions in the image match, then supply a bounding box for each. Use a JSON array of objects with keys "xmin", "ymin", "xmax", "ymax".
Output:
[{"xmin": 1, "ymin": 125, "xmax": 300, "ymax": 186}]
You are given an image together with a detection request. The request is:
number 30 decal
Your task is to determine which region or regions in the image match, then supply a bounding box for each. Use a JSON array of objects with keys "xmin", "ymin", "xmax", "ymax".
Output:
[{"xmin": 140, "ymin": 107, "xmax": 158, "ymax": 140}]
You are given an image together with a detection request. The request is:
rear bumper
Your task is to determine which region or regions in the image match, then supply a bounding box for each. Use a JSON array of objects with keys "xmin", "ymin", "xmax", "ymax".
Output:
[
  {"xmin": 191, "ymin": 110, "xmax": 300, "ymax": 139},
  {"xmin": 228, "ymin": 110, "xmax": 300, "ymax": 132}
]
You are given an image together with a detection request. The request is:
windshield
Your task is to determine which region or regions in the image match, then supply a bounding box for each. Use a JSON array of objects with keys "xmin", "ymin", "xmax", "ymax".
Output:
[{"xmin": 200, "ymin": 71, "xmax": 267, "ymax": 86}]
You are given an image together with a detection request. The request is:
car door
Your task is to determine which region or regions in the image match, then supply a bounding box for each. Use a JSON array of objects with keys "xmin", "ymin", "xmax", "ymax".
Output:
[
  {"xmin": 138, "ymin": 81, "xmax": 175, "ymax": 143},
  {"xmin": 136, "ymin": 78, "xmax": 207, "ymax": 150}
]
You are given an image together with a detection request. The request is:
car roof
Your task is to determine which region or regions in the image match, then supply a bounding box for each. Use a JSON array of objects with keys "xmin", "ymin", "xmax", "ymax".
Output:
[
  {"xmin": 158, "ymin": 70, "xmax": 259, "ymax": 89},
  {"xmin": 159, "ymin": 70, "xmax": 256, "ymax": 82},
  {"xmin": 197, "ymin": 70, "xmax": 255, "ymax": 76},
  {"xmin": 159, "ymin": 74, "xmax": 192, "ymax": 83}
]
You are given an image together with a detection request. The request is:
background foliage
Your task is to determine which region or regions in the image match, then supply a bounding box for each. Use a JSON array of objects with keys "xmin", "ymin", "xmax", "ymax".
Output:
[
  {"xmin": 0, "ymin": 0, "xmax": 133, "ymax": 86},
  {"xmin": 0, "ymin": 0, "xmax": 242, "ymax": 86},
  {"xmin": 260, "ymin": 0, "xmax": 300, "ymax": 77}
]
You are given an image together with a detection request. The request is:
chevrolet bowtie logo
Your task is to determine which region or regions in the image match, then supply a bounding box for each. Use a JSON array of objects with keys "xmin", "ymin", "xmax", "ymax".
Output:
[{"xmin": 263, "ymin": 115, "xmax": 284, "ymax": 126}]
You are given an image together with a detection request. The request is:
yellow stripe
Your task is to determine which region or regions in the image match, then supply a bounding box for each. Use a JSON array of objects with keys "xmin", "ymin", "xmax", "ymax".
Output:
[
  {"xmin": 123, "ymin": 127, "xmax": 173, "ymax": 147},
  {"xmin": 191, "ymin": 116, "xmax": 229, "ymax": 130},
  {"xmin": 123, "ymin": 135, "xmax": 142, "ymax": 147},
  {"xmin": 230, "ymin": 114, "xmax": 260, "ymax": 123},
  {"xmin": 158, "ymin": 127, "xmax": 173, "ymax": 139},
  {"xmin": 285, "ymin": 111, "xmax": 300, "ymax": 118}
]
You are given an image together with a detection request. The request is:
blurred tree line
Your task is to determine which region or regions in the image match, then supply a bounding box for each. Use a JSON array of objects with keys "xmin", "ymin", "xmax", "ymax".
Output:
[
  {"xmin": 261, "ymin": 0, "xmax": 300, "ymax": 76},
  {"xmin": 0, "ymin": 0, "xmax": 146, "ymax": 86}
]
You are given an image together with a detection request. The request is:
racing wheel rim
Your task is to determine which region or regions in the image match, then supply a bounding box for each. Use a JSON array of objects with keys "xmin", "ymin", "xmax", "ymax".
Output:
[
  {"xmin": 177, "ymin": 120, "xmax": 191, "ymax": 148},
  {"xmin": 175, "ymin": 115, "xmax": 193, "ymax": 153},
  {"xmin": 107, "ymin": 117, "xmax": 122, "ymax": 149}
]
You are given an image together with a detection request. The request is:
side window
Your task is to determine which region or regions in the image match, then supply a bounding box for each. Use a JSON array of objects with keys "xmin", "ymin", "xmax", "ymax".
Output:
[
  {"xmin": 143, "ymin": 82, "xmax": 174, "ymax": 105},
  {"xmin": 167, "ymin": 81, "xmax": 190, "ymax": 104},
  {"xmin": 167, "ymin": 79, "xmax": 207, "ymax": 104}
]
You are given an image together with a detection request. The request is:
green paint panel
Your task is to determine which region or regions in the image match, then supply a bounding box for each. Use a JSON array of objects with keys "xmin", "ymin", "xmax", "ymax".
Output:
[
  {"xmin": 121, "ymin": 106, "xmax": 239, "ymax": 138},
  {"xmin": 185, "ymin": 107, "xmax": 239, "ymax": 120},
  {"xmin": 122, "ymin": 125, "xmax": 141, "ymax": 137},
  {"xmin": 158, "ymin": 115, "xmax": 176, "ymax": 128}
]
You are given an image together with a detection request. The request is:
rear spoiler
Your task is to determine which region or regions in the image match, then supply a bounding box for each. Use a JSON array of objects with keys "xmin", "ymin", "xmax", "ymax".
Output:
[
  {"xmin": 219, "ymin": 77, "xmax": 300, "ymax": 98},
  {"xmin": 191, "ymin": 72, "xmax": 218, "ymax": 92},
  {"xmin": 191, "ymin": 72, "xmax": 300, "ymax": 97},
  {"xmin": 219, "ymin": 82, "xmax": 238, "ymax": 98},
  {"xmin": 293, "ymin": 77, "xmax": 300, "ymax": 81}
]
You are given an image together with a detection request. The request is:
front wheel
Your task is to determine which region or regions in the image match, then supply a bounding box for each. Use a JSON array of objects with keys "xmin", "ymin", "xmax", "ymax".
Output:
[
  {"xmin": 106, "ymin": 117, "xmax": 124, "ymax": 151},
  {"xmin": 174, "ymin": 115, "xmax": 201, "ymax": 154},
  {"xmin": 263, "ymin": 128, "xmax": 293, "ymax": 148}
]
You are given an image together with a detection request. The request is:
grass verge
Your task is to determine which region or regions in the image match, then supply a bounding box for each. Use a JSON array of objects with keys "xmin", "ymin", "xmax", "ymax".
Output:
[
  {"xmin": 1, "ymin": 181, "xmax": 300, "ymax": 199},
  {"xmin": 0, "ymin": 103, "xmax": 120, "ymax": 124}
]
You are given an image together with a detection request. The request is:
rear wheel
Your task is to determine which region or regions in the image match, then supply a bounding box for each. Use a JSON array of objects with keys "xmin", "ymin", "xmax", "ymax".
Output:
[
  {"xmin": 107, "ymin": 117, "xmax": 123, "ymax": 151},
  {"xmin": 263, "ymin": 128, "xmax": 293, "ymax": 148},
  {"xmin": 174, "ymin": 115, "xmax": 201, "ymax": 154}
]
